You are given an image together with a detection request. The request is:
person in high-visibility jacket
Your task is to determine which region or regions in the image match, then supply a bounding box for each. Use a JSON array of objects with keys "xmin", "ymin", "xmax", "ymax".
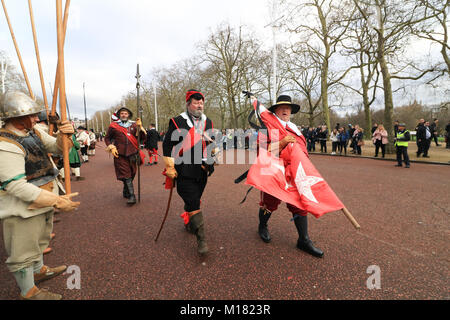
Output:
[{"xmin": 394, "ymin": 123, "xmax": 410, "ymax": 168}]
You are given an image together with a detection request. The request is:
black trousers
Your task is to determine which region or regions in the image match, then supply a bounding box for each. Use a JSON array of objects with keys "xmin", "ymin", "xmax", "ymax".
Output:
[
  {"xmin": 176, "ymin": 172, "xmax": 208, "ymax": 212},
  {"xmin": 396, "ymin": 146, "xmax": 410, "ymax": 165},
  {"xmin": 423, "ymin": 139, "xmax": 431, "ymax": 156},
  {"xmin": 374, "ymin": 140, "xmax": 385, "ymax": 157},
  {"xmin": 320, "ymin": 140, "xmax": 327, "ymax": 153}
]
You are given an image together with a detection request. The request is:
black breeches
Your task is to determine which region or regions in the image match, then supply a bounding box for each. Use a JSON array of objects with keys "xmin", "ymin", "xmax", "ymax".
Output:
[{"xmin": 176, "ymin": 174, "xmax": 208, "ymax": 212}]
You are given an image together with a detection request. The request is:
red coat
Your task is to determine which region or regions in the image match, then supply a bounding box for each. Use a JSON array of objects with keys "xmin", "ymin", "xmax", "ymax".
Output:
[{"xmin": 104, "ymin": 122, "xmax": 146, "ymax": 157}]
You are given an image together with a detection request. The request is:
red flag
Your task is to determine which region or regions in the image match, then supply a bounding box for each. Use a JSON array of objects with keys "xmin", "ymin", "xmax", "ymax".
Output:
[{"xmin": 246, "ymin": 99, "xmax": 344, "ymax": 218}]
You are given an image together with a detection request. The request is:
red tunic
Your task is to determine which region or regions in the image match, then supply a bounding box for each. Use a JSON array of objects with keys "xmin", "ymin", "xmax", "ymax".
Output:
[{"xmin": 104, "ymin": 122, "xmax": 146, "ymax": 180}]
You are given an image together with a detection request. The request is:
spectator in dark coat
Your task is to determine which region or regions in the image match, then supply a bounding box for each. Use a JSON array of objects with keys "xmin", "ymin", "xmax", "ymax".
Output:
[
  {"xmin": 306, "ymin": 127, "xmax": 316, "ymax": 152},
  {"xmin": 446, "ymin": 120, "xmax": 450, "ymax": 149},
  {"xmin": 337, "ymin": 127, "xmax": 349, "ymax": 155},
  {"xmin": 429, "ymin": 119, "xmax": 440, "ymax": 146},
  {"xmin": 145, "ymin": 124, "xmax": 160, "ymax": 165},
  {"xmin": 416, "ymin": 119, "xmax": 427, "ymax": 157}
]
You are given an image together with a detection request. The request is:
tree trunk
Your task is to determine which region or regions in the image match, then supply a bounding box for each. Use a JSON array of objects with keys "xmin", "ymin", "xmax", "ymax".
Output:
[
  {"xmin": 378, "ymin": 37, "xmax": 395, "ymax": 153},
  {"xmin": 361, "ymin": 66, "xmax": 372, "ymax": 139}
]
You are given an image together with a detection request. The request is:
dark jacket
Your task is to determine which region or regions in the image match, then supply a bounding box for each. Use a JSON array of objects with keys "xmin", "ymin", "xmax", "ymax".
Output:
[
  {"xmin": 416, "ymin": 123, "xmax": 426, "ymax": 141},
  {"xmin": 145, "ymin": 128, "xmax": 159, "ymax": 150},
  {"xmin": 337, "ymin": 131, "xmax": 349, "ymax": 142},
  {"xmin": 163, "ymin": 113, "xmax": 214, "ymax": 178}
]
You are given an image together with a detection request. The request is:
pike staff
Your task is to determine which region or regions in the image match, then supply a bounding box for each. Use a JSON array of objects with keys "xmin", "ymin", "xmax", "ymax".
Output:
[{"xmin": 135, "ymin": 64, "xmax": 143, "ymax": 203}]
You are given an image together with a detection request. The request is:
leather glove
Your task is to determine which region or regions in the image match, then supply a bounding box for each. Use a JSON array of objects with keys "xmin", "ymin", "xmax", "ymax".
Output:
[
  {"xmin": 106, "ymin": 144, "xmax": 119, "ymax": 158},
  {"xmin": 28, "ymin": 190, "xmax": 80, "ymax": 212},
  {"xmin": 57, "ymin": 120, "xmax": 75, "ymax": 134},
  {"xmin": 135, "ymin": 118, "xmax": 145, "ymax": 132},
  {"xmin": 163, "ymin": 156, "xmax": 177, "ymax": 180}
]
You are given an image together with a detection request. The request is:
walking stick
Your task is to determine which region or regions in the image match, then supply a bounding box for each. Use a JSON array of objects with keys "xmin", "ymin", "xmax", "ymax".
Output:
[
  {"xmin": 342, "ymin": 207, "xmax": 360, "ymax": 230},
  {"xmin": 154, "ymin": 182, "xmax": 175, "ymax": 242}
]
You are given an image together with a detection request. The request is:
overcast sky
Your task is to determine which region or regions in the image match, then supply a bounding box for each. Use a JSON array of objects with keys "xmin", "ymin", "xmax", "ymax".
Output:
[
  {"xmin": 1, "ymin": 0, "xmax": 447, "ymax": 119},
  {"xmin": 1, "ymin": 0, "xmax": 272, "ymax": 118}
]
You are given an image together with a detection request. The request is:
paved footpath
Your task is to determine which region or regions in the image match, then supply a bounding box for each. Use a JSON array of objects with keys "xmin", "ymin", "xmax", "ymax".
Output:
[{"xmin": 1, "ymin": 146, "xmax": 449, "ymax": 300}]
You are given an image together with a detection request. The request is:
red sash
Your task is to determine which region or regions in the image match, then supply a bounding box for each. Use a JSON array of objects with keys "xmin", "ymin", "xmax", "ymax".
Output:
[
  {"xmin": 110, "ymin": 122, "xmax": 145, "ymax": 165},
  {"xmin": 171, "ymin": 118, "xmax": 206, "ymax": 158}
]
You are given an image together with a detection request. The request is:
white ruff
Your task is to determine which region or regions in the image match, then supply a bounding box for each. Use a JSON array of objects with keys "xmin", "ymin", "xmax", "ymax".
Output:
[{"xmin": 294, "ymin": 162, "xmax": 323, "ymax": 203}]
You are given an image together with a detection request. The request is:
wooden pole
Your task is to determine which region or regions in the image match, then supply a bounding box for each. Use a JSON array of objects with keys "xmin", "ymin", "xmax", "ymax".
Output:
[
  {"xmin": 28, "ymin": 0, "xmax": 49, "ymax": 114},
  {"xmin": 56, "ymin": 0, "xmax": 71, "ymax": 194},
  {"xmin": 48, "ymin": 0, "xmax": 70, "ymax": 134},
  {"xmin": 1, "ymin": 0, "xmax": 35, "ymax": 99},
  {"xmin": 342, "ymin": 207, "xmax": 360, "ymax": 230}
]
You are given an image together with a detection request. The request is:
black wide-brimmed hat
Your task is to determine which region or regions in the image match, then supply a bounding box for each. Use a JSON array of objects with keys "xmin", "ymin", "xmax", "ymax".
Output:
[
  {"xmin": 269, "ymin": 95, "xmax": 300, "ymax": 114},
  {"xmin": 117, "ymin": 107, "xmax": 133, "ymax": 119}
]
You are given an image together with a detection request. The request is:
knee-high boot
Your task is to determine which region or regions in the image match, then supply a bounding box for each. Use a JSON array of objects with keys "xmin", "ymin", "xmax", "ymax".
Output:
[
  {"xmin": 293, "ymin": 214, "xmax": 323, "ymax": 258},
  {"xmin": 258, "ymin": 208, "xmax": 272, "ymax": 243},
  {"xmin": 188, "ymin": 212, "xmax": 208, "ymax": 254},
  {"xmin": 125, "ymin": 178, "xmax": 136, "ymax": 205},
  {"xmin": 122, "ymin": 180, "xmax": 130, "ymax": 199}
]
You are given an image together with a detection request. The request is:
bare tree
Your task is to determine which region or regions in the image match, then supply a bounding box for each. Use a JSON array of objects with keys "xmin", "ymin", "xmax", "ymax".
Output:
[
  {"xmin": 340, "ymin": 8, "xmax": 381, "ymax": 138},
  {"xmin": 202, "ymin": 23, "xmax": 261, "ymax": 128},
  {"xmin": 353, "ymin": 0, "xmax": 439, "ymax": 151},
  {"xmin": 282, "ymin": 0, "xmax": 358, "ymax": 133},
  {"xmin": 414, "ymin": 0, "xmax": 450, "ymax": 75}
]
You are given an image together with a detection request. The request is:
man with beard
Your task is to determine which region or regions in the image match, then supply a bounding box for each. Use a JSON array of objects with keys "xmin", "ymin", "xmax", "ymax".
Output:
[
  {"xmin": 0, "ymin": 91, "xmax": 80, "ymax": 299},
  {"xmin": 162, "ymin": 89, "xmax": 217, "ymax": 255},
  {"xmin": 104, "ymin": 107, "xmax": 146, "ymax": 205}
]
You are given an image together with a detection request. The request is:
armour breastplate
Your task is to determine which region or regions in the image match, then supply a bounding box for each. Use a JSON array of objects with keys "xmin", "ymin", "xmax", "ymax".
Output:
[{"xmin": 0, "ymin": 129, "xmax": 59, "ymax": 186}]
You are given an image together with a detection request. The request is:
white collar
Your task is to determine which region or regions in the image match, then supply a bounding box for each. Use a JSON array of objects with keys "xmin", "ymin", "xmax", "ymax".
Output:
[
  {"xmin": 180, "ymin": 112, "xmax": 206, "ymax": 128},
  {"xmin": 274, "ymin": 114, "xmax": 302, "ymax": 137}
]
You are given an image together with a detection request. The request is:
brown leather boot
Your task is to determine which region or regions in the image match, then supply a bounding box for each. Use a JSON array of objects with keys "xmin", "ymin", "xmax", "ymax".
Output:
[
  {"xmin": 34, "ymin": 265, "xmax": 67, "ymax": 284},
  {"xmin": 189, "ymin": 212, "xmax": 208, "ymax": 255},
  {"xmin": 21, "ymin": 286, "xmax": 62, "ymax": 300}
]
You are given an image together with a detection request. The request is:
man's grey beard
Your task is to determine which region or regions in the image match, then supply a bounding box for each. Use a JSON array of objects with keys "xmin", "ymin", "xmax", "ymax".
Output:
[
  {"xmin": 120, "ymin": 117, "xmax": 129, "ymax": 123},
  {"xmin": 188, "ymin": 109, "xmax": 203, "ymax": 119}
]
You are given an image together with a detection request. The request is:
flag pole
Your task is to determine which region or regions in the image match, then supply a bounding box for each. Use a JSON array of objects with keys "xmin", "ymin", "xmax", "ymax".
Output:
[
  {"xmin": 56, "ymin": 0, "xmax": 71, "ymax": 194},
  {"xmin": 28, "ymin": 0, "xmax": 49, "ymax": 114},
  {"xmin": 342, "ymin": 207, "xmax": 360, "ymax": 229},
  {"xmin": 1, "ymin": 0, "xmax": 35, "ymax": 99}
]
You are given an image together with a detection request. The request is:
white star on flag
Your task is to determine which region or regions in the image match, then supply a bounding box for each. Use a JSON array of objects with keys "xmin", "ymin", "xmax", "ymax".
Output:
[{"xmin": 294, "ymin": 161, "xmax": 324, "ymax": 203}]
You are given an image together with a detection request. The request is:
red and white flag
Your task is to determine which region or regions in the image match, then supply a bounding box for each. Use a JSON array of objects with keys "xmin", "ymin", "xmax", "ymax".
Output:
[{"xmin": 246, "ymin": 98, "xmax": 344, "ymax": 218}]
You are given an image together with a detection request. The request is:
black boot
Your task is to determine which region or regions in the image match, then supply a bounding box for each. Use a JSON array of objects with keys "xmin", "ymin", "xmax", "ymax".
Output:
[
  {"xmin": 188, "ymin": 212, "xmax": 208, "ymax": 254},
  {"xmin": 293, "ymin": 214, "xmax": 323, "ymax": 258},
  {"xmin": 125, "ymin": 178, "xmax": 136, "ymax": 205},
  {"xmin": 258, "ymin": 208, "xmax": 272, "ymax": 243},
  {"xmin": 122, "ymin": 180, "xmax": 130, "ymax": 199}
]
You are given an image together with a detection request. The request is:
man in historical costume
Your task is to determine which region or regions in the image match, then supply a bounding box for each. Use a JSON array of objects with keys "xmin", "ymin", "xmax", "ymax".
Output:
[
  {"xmin": 60, "ymin": 131, "xmax": 85, "ymax": 182},
  {"xmin": 104, "ymin": 107, "xmax": 146, "ymax": 205},
  {"xmin": 163, "ymin": 89, "xmax": 217, "ymax": 255},
  {"xmin": 0, "ymin": 91, "xmax": 80, "ymax": 300},
  {"xmin": 87, "ymin": 129, "xmax": 97, "ymax": 156},
  {"xmin": 76, "ymin": 126, "xmax": 90, "ymax": 163},
  {"xmin": 250, "ymin": 95, "xmax": 331, "ymax": 258},
  {"xmin": 145, "ymin": 123, "xmax": 160, "ymax": 166}
]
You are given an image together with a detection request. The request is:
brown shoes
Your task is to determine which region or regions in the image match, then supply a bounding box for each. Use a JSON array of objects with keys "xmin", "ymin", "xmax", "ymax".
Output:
[
  {"xmin": 34, "ymin": 265, "xmax": 67, "ymax": 284},
  {"xmin": 21, "ymin": 286, "xmax": 62, "ymax": 300}
]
